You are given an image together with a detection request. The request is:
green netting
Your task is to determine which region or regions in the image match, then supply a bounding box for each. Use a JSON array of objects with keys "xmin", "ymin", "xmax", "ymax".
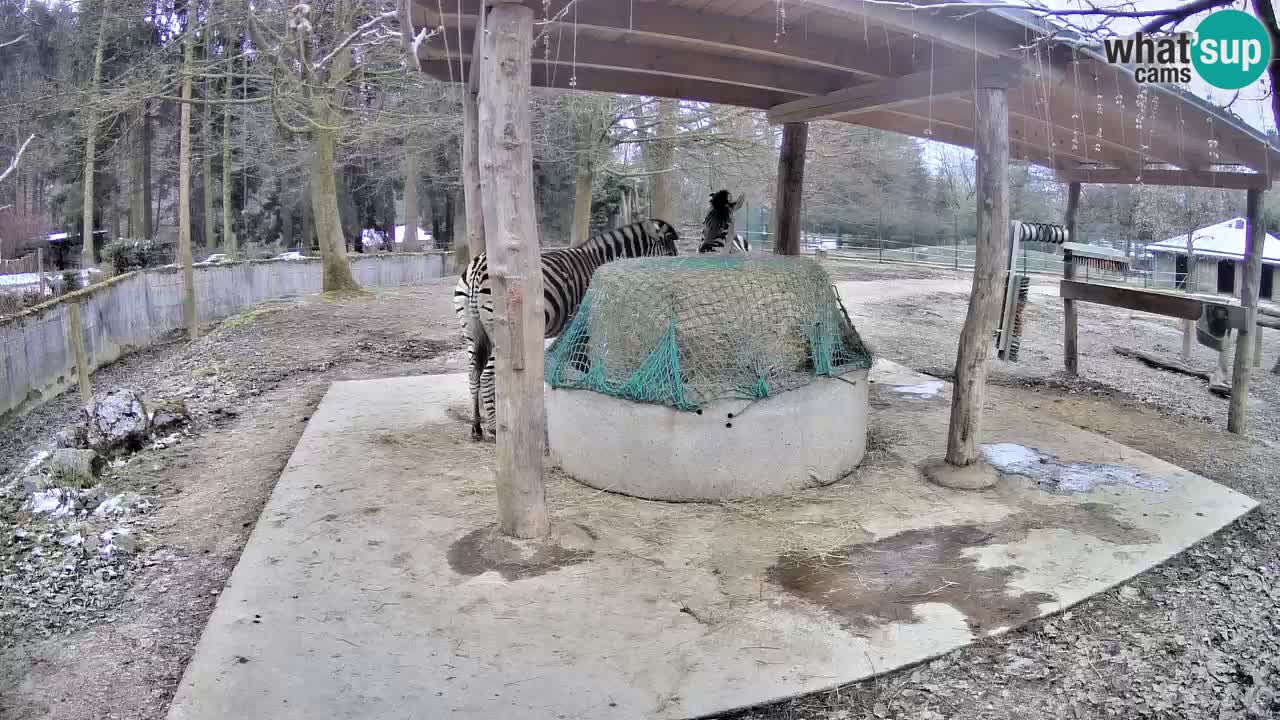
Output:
[{"xmin": 545, "ymin": 256, "xmax": 873, "ymax": 411}]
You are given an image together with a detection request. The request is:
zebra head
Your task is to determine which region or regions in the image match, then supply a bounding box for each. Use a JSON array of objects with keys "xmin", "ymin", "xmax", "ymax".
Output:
[
  {"xmin": 699, "ymin": 190, "xmax": 745, "ymax": 253},
  {"xmin": 646, "ymin": 219, "xmax": 680, "ymax": 257}
]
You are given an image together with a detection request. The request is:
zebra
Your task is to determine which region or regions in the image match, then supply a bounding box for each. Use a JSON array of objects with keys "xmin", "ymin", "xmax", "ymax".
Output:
[
  {"xmin": 453, "ymin": 219, "xmax": 680, "ymax": 440},
  {"xmin": 697, "ymin": 189, "xmax": 749, "ymax": 254}
]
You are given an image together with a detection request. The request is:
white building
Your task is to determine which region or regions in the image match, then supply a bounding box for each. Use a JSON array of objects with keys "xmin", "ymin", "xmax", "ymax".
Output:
[{"xmin": 1147, "ymin": 218, "xmax": 1280, "ymax": 300}]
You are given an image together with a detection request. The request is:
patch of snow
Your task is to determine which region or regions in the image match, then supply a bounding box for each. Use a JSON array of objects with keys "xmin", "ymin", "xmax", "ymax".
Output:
[
  {"xmin": 981, "ymin": 442, "xmax": 1169, "ymax": 494},
  {"xmin": 93, "ymin": 492, "xmax": 150, "ymax": 517},
  {"xmin": 889, "ymin": 380, "xmax": 945, "ymax": 397},
  {"xmin": 28, "ymin": 488, "xmax": 75, "ymax": 517},
  {"xmin": 20, "ymin": 450, "xmax": 50, "ymax": 475},
  {"xmin": 60, "ymin": 532, "xmax": 83, "ymax": 547}
]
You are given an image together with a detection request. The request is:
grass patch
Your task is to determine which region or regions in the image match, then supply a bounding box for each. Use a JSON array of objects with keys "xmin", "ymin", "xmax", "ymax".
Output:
[{"xmin": 218, "ymin": 305, "xmax": 280, "ymax": 331}]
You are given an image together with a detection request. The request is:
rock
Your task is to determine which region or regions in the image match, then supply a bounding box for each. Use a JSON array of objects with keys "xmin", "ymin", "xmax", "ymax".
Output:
[
  {"xmin": 47, "ymin": 449, "xmax": 104, "ymax": 487},
  {"xmin": 54, "ymin": 422, "xmax": 90, "ymax": 449},
  {"xmin": 83, "ymin": 389, "xmax": 149, "ymax": 454},
  {"xmin": 149, "ymin": 399, "xmax": 191, "ymax": 435},
  {"xmin": 20, "ymin": 475, "xmax": 47, "ymax": 496},
  {"xmin": 99, "ymin": 528, "xmax": 137, "ymax": 555}
]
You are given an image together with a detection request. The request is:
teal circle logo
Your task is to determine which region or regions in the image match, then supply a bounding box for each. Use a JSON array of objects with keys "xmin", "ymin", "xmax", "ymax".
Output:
[{"xmin": 1192, "ymin": 10, "xmax": 1272, "ymax": 90}]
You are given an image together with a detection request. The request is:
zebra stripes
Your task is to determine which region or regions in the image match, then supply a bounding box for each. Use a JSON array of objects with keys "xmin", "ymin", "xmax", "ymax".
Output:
[
  {"xmin": 1013, "ymin": 221, "xmax": 1069, "ymax": 246},
  {"xmin": 453, "ymin": 219, "xmax": 680, "ymax": 439},
  {"xmin": 698, "ymin": 189, "xmax": 749, "ymax": 254}
]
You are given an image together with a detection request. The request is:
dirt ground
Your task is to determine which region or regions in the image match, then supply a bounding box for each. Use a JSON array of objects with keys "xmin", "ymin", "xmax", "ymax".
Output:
[{"xmin": 1, "ymin": 261, "xmax": 1277, "ymax": 720}]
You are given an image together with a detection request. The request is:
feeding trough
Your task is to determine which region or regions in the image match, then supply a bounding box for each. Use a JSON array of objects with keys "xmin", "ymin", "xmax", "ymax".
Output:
[{"xmin": 544, "ymin": 256, "xmax": 873, "ymax": 501}]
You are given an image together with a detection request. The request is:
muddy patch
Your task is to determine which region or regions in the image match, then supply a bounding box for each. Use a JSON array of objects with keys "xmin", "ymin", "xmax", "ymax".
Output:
[
  {"xmin": 768, "ymin": 502, "xmax": 1155, "ymax": 635},
  {"xmin": 447, "ymin": 524, "xmax": 593, "ymax": 581},
  {"xmin": 768, "ymin": 524, "xmax": 1054, "ymax": 636},
  {"xmin": 981, "ymin": 442, "xmax": 1169, "ymax": 494}
]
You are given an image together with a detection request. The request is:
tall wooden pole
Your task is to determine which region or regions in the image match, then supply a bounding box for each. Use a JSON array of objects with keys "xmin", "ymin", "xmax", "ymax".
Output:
[
  {"xmin": 462, "ymin": 8, "xmax": 487, "ymax": 259},
  {"xmin": 1228, "ymin": 188, "xmax": 1266, "ymax": 434},
  {"xmin": 1062, "ymin": 181, "xmax": 1081, "ymax": 375},
  {"xmin": 773, "ymin": 122, "xmax": 807, "ymax": 255},
  {"xmin": 944, "ymin": 87, "xmax": 1010, "ymax": 467},
  {"xmin": 178, "ymin": 32, "xmax": 199, "ymax": 341},
  {"xmin": 479, "ymin": 2, "xmax": 549, "ymax": 539}
]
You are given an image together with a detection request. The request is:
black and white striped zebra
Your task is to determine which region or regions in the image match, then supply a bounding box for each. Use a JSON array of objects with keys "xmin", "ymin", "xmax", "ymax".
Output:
[
  {"xmin": 453, "ymin": 219, "xmax": 680, "ymax": 440},
  {"xmin": 697, "ymin": 189, "xmax": 749, "ymax": 254}
]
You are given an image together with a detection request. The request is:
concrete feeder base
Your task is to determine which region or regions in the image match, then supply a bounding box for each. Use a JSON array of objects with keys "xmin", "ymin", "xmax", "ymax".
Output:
[{"xmin": 545, "ymin": 370, "xmax": 869, "ymax": 501}]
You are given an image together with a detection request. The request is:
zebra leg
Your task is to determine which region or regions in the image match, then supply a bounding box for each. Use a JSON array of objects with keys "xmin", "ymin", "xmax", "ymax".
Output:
[
  {"xmin": 469, "ymin": 330, "xmax": 492, "ymax": 441},
  {"xmin": 481, "ymin": 358, "xmax": 497, "ymax": 439}
]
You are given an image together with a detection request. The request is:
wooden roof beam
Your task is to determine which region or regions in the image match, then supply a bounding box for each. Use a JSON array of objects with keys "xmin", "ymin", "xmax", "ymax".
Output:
[
  {"xmin": 1056, "ymin": 168, "xmax": 1273, "ymax": 190},
  {"xmin": 424, "ymin": 31, "xmax": 861, "ymax": 98},
  {"xmin": 420, "ymin": 59, "xmax": 800, "ymax": 110},
  {"xmin": 767, "ymin": 60, "xmax": 1023, "ymax": 125},
  {"xmin": 801, "ymin": 0, "xmax": 1018, "ymax": 57},
  {"xmin": 416, "ymin": 0, "xmax": 918, "ymax": 80}
]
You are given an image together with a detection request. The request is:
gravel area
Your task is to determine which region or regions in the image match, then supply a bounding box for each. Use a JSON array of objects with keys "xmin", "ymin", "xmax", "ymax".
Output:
[
  {"xmin": 2, "ymin": 262, "xmax": 1277, "ymax": 720},
  {"xmin": 0, "ymin": 281, "xmax": 466, "ymax": 720},
  {"xmin": 723, "ymin": 261, "xmax": 1280, "ymax": 720}
]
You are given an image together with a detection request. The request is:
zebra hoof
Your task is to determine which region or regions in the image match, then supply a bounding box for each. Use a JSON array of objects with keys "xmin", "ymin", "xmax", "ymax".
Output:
[{"xmin": 470, "ymin": 426, "xmax": 485, "ymax": 442}]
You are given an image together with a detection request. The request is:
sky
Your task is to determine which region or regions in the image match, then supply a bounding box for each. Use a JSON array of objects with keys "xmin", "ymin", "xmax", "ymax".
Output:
[{"xmin": 1038, "ymin": 0, "xmax": 1276, "ymax": 134}]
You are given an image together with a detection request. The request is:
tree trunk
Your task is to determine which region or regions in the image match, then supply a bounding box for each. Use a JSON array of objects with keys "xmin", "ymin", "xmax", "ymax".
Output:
[
  {"xmin": 307, "ymin": 42, "xmax": 360, "ymax": 292},
  {"xmin": 178, "ymin": 33, "xmax": 199, "ymax": 340},
  {"xmin": 1229, "ymin": 189, "xmax": 1266, "ymax": 434},
  {"xmin": 1062, "ymin": 182, "xmax": 1081, "ymax": 374},
  {"xmin": 479, "ymin": 2, "xmax": 548, "ymax": 539},
  {"xmin": 944, "ymin": 87, "xmax": 1010, "ymax": 467},
  {"xmin": 402, "ymin": 149, "xmax": 421, "ymax": 251},
  {"xmin": 81, "ymin": 11, "xmax": 108, "ymax": 267},
  {"xmin": 142, "ymin": 102, "xmax": 154, "ymax": 239},
  {"xmin": 647, "ymin": 99, "xmax": 677, "ymax": 223},
  {"xmin": 222, "ymin": 68, "xmax": 236, "ymax": 255},
  {"xmin": 201, "ymin": 36, "xmax": 215, "ymax": 253},
  {"xmin": 773, "ymin": 122, "xmax": 808, "ymax": 255},
  {"xmin": 129, "ymin": 109, "xmax": 146, "ymax": 238},
  {"xmin": 570, "ymin": 153, "xmax": 593, "ymax": 246},
  {"xmin": 461, "ymin": 14, "xmax": 485, "ymax": 258}
]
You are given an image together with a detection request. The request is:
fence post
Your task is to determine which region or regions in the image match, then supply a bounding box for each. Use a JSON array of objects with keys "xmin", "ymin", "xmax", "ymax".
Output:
[
  {"xmin": 878, "ymin": 234, "xmax": 883, "ymax": 263},
  {"xmin": 66, "ymin": 301, "xmax": 93, "ymax": 403},
  {"xmin": 37, "ymin": 247, "xmax": 48, "ymax": 297}
]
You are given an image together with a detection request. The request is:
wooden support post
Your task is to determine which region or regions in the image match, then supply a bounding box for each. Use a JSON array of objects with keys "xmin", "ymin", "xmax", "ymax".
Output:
[
  {"xmin": 1254, "ymin": 328, "xmax": 1263, "ymax": 368},
  {"xmin": 772, "ymin": 122, "xmax": 807, "ymax": 256},
  {"xmin": 1062, "ymin": 182, "xmax": 1081, "ymax": 375},
  {"xmin": 944, "ymin": 86, "xmax": 1010, "ymax": 468},
  {"xmin": 478, "ymin": 2, "xmax": 549, "ymax": 539},
  {"xmin": 66, "ymin": 302, "xmax": 92, "ymax": 403},
  {"xmin": 1228, "ymin": 188, "xmax": 1266, "ymax": 434},
  {"xmin": 461, "ymin": 8, "xmax": 486, "ymax": 260}
]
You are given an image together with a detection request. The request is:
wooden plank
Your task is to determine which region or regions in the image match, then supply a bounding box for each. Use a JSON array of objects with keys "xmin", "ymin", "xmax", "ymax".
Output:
[
  {"xmin": 944, "ymin": 86, "xmax": 1009, "ymax": 468},
  {"xmin": 427, "ymin": 30, "xmax": 857, "ymax": 98},
  {"xmin": 462, "ymin": 9, "xmax": 485, "ymax": 258},
  {"xmin": 1059, "ymin": 280, "xmax": 1248, "ymax": 328},
  {"xmin": 1113, "ymin": 345, "xmax": 1212, "ymax": 381},
  {"xmin": 1056, "ymin": 168, "xmax": 1273, "ymax": 191},
  {"xmin": 1062, "ymin": 182, "xmax": 1081, "ymax": 375},
  {"xmin": 773, "ymin": 123, "xmax": 807, "ymax": 255},
  {"xmin": 66, "ymin": 301, "xmax": 93, "ymax": 403},
  {"xmin": 478, "ymin": 2, "xmax": 549, "ymax": 539},
  {"xmin": 768, "ymin": 61, "xmax": 1022, "ymax": 124},
  {"xmin": 1228, "ymin": 188, "xmax": 1266, "ymax": 435},
  {"xmin": 420, "ymin": 59, "xmax": 799, "ymax": 111},
  {"xmin": 418, "ymin": 0, "xmax": 914, "ymax": 79}
]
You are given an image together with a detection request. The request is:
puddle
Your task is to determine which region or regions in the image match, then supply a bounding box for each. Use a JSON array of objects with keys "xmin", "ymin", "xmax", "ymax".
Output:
[
  {"xmin": 447, "ymin": 525, "xmax": 593, "ymax": 581},
  {"xmin": 981, "ymin": 442, "xmax": 1168, "ymax": 494},
  {"xmin": 768, "ymin": 524, "xmax": 1054, "ymax": 636},
  {"xmin": 887, "ymin": 380, "xmax": 945, "ymax": 397}
]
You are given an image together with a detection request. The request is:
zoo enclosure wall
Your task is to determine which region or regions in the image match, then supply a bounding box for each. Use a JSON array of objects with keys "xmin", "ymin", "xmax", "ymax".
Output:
[{"xmin": 0, "ymin": 252, "xmax": 456, "ymax": 418}]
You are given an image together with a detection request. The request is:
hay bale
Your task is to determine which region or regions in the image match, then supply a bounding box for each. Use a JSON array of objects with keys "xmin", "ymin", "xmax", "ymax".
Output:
[{"xmin": 553, "ymin": 256, "xmax": 870, "ymax": 409}]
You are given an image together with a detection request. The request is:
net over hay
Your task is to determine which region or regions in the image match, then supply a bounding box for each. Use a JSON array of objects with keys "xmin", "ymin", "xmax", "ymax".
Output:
[{"xmin": 545, "ymin": 256, "xmax": 872, "ymax": 411}]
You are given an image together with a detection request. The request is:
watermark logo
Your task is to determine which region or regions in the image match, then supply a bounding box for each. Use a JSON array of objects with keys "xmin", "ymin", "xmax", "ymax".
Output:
[{"xmin": 1101, "ymin": 9, "xmax": 1272, "ymax": 90}]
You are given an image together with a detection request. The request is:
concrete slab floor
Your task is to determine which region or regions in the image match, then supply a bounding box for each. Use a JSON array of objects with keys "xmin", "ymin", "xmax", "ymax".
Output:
[{"xmin": 166, "ymin": 363, "xmax": 1256, "ymax": 720}]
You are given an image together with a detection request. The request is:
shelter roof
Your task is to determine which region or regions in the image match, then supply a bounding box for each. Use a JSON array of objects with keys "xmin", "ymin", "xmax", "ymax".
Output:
[{"xmin": 1148, "ymin": 217, "xmax": 1280, "ymax": 263}]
